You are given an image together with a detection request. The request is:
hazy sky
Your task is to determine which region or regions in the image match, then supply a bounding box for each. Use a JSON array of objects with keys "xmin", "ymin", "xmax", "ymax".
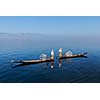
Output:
[{"xmin": 0, "ymin": 16, "xmax": 100, "ymax": 36}]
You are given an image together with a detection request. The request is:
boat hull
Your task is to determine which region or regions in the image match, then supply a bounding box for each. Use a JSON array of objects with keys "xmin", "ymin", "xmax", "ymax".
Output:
[
  {"xmin": 59, "ymin": 52, "xmax": 88, "ymax": 59},
  {"xmin": 12, "ymin": 58, "xmax": 54, "ymax": 64}
]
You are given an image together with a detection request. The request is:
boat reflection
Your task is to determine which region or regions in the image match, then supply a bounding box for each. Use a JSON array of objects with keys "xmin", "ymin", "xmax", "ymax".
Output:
[
  {"xmin": 59, "ymin": 59, "xmax": 62, "ymax": 67},
  {"xmin": 42, "ymin": 63, "xmax": 49, "ymax": 69},
  {"xmin": 12, "ymin": 61, "xmax": 54, "ymax": 69},
  {"xmin": 65, "ymin": 58, "xmax": 72, "ymax": 63},
  {"xmin": 11, "ymin": 56, "xmax": 88, "ymax": 69},
  {"xmin": 50, "ymin": 61, "xmax": 54, "ymax": 69}
]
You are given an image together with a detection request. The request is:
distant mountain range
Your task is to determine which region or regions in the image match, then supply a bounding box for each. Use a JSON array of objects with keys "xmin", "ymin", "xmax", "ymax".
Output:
[{"xmin": 0, "ymin": 32, "xmax": 43, "ymax": 35}]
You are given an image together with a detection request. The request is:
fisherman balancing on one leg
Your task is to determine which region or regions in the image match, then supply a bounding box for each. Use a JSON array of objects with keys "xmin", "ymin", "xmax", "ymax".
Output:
[
  {"xmin": 51, "ymin": 49, "xmax": 54, "ymax": 60},
  {"xmin": 59, "ymin": 48, "xmax": 63, "ymax": 58},
  {"xmin": 51, "ymin": 49, "xmax": 54, "ymax": 68}
]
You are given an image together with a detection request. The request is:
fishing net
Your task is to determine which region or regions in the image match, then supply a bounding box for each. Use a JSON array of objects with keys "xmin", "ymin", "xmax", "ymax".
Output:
[
  {"xmin": 40, "ymin": 54, "xmax": 48, "ymax": 60},
  {"xmin": 65, "ymin": 51, "xmax": 73, "ymax": 56}
]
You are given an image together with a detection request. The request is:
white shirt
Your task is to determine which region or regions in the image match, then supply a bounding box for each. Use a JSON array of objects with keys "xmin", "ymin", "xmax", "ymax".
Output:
[
  {"xmin": 59, "ymin": 49, "xmax": 62, "ymax": 53},
  {"xmin": 51, "ymin": 50, "xmax": 54, "ymax": 55}
]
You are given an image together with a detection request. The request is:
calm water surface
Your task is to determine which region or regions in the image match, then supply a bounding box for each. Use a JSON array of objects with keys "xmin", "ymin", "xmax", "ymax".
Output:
[{"xmin": 0, "ymin": 33, "xmax": 100, "ymax": 83}]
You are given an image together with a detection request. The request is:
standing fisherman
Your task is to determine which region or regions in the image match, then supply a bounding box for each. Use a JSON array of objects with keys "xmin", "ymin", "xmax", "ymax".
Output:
[
  {"xmin": 51, "ymin": 49, "xmax": 54, "ymax": 60},
  {"xmin": 59, "ymin": 48, "xmax": 63, "ymax": 58}
]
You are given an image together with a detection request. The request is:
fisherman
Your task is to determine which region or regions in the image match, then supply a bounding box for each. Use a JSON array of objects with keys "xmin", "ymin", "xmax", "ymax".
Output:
[
  {"xmin": 59, "ymin": 48, "xmax": 63, "ymax": 58},
  {"xmin": 51, "ymin": 49, "xmax": 54, "ymax": 60}
]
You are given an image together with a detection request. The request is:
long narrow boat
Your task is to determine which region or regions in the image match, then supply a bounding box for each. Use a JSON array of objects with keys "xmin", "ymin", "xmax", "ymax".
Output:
[
  {"xmin": 11, "ymin": 58, "xmax": 54, "ymax": 64},
  {"xmin": 59, "ymin": 52, "xmax": 88, "ymax": 59}
]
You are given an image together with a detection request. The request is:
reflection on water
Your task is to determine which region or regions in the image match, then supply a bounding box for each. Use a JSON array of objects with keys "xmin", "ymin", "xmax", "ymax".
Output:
[
  {"xmin": 50, "ymin": 61, "xmax": 54, "ymax": 69},
  {"xmin": 12, "ymin": 58, "xmax": 86, "ymax": 70},
  {"xmin": 0, "ymin": 34, "xmax": 100, "ymax": 83},
  {"xmin": 12, "ymin": 61, "xmax": 55, "ymax": 69},
  {"xmin": 64, "ymin": 59, "xmax": 72, "ymax": 63},
  {"xmin": 59, "ymin": 60, "xmax": 62, "ymax": 67},
  {"xmin": 0, "ymin": 50, "xmax": 99, "ymax": 83}
]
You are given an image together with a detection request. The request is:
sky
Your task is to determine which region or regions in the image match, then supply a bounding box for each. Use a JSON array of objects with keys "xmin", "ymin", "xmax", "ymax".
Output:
[{"xmin": 0, "ymin": 16, "xmax": 100, "ymax": 36}]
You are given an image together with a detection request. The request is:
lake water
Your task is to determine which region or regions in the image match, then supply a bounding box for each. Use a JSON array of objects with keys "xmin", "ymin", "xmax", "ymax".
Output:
[{"xmin": 0, "ymin": 33, "xmax": 100, "ymax": 83}]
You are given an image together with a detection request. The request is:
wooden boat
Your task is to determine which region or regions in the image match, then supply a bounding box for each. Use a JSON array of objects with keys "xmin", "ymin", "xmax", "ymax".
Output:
[
  {"xmin": 59, "ymin": 52, "xmax": 88, "ymax": 59},
  {"xmin": 11, "ymin": 58, "xmax": 54, "ymax": 64},
  {"xmin": 11, "ymin": 50, "xmax": 55, "ymax": 65}
]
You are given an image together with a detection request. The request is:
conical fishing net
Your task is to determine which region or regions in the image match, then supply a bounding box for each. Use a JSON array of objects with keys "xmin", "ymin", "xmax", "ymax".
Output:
[
  {"xmin": 65, "ymin": 51, "xmax": 73, "ymax": 56},
  {"xmin": 40, "ymin": 54, "xmax": 48, "ymax": 60}
]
